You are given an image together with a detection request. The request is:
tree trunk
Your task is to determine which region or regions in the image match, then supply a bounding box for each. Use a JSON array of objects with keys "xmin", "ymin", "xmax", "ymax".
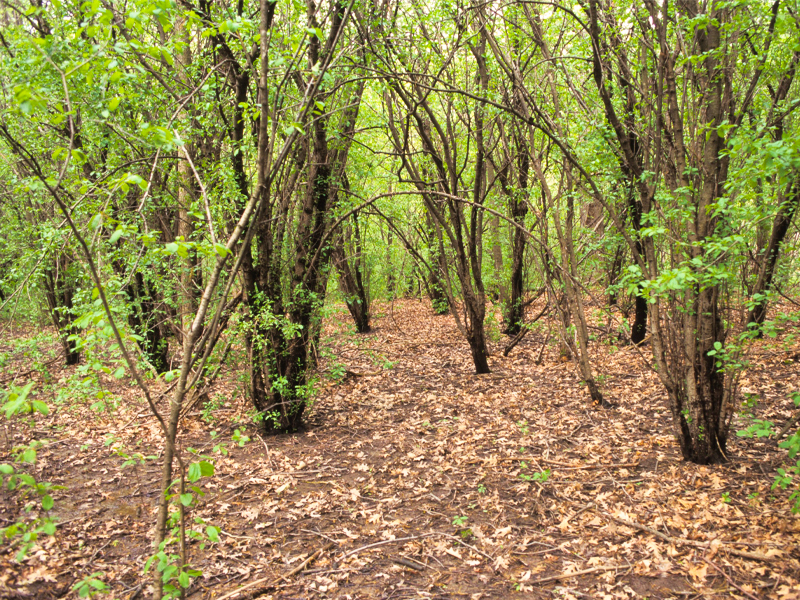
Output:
[
  {"xmin": 490, "ymin": 213, "xmax": 506, "ymax": 304},
  {"xmin": 243, "ymin": 0, "xmax": 357, "ymax": 432},
  {"xmin": 630, "ymin": 293, "xmax": 648, "ymax": 345},
  {"xmin": 333, "ymin": 218, "xmax": 370, "ymax": 333},
  {"xmin": 125, "ymin": 271, "xmax": 169, "ymax": 372},
  {"xmin": 556, "ymin": 183, "xmax": 609, "ymax": 407},
  {"xmin": 426, "ymin": 210, "xmax": 449, "ymax": 315},
  {"xmin": 42, "ymin": 256, "xmax": 80, "ymax": 366},
  {"xmin": 505, "ymin": 209, "xmax": 526, "ymax": 335},
  {"xmin": 385, "ymin": 225, "xmax": 395, "ymax": 298}
]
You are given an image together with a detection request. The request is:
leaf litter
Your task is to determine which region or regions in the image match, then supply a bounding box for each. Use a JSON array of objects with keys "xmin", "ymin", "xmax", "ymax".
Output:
[{"xmin": 1, "ymin": 299, "xmax": 799, "ymax": 599}]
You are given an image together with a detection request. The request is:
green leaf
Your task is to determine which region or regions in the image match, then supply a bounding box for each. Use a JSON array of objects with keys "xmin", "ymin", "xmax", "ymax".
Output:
[
  {"xmin": 199, "ymin": 461, "xmax": 214, "ymax": 477},
  {"xmin": 89, "ymin": 213, "xmax": 103, "ymax": 230},
  {"xmin": 31, "ymin": 400, "xmax": 49, "ymax": 416},
  {"xmin": 180, "ymin": 493, "xmax": 193, "ymax": 506},
  {"xmin": 108, "ymin": 97, "xmax": 121, "ymax": 111},
  {"xmin": 187, "ymin": 462, "xmax": 201, "ymax": 482},
  {"xmin": 206, "ymin": 525, "xmax": 219, "ymax": 542},
  {"xmin": 41, "ymin": 494, "xmax": 54, "ymax": 510},
  {"xmin": 178, "ymin": 570, "xmax": 190, "ymax": 588},
  {"xmin": 0, "ymin": 464, "xmax": 14, "ymax": 474}
]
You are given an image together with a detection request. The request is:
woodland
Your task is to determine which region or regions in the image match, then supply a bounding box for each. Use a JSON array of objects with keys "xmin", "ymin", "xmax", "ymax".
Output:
[{"xmin": 0, "ymin": 0, "xmax": 800, "ymax": 598}]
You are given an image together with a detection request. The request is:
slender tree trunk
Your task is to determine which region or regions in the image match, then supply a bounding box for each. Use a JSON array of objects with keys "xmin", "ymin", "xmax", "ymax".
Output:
[
  {"xmin": 506, "ymin": 204, "xmax": 527, "ymax": 335},
  {"xmin": 425, "ymin": 210, "xmax": 449, "ymax": 315},
  {"xmin": 490, "ymin": 213, "xmax": 506, "ymax": 304},
  {"xmin": 385, "ymin": 225, "xmax": 395, "ymax": 297},
  {"xmin": 176, "ymin": 30, "xmax": 199, "ymax": 343},
  {"xmin": 607, "ymin": 244, "xmax": 624, "ymax": 306},
  {"xmin": 554, "ymin": 179, "xmax": 609, "ymax": 407},
  {"xmin": 333, "ymin": 218, "xmax": 370, "ymax": 333},
  {"xmin": 42, "ymin": 257, "xmax": 80, "ymax": 366}
]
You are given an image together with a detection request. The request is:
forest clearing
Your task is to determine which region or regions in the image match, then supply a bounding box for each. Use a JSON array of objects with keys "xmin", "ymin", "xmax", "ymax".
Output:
[{"xmin": 2, "ymin": 0, "xmax": 800, "ymax": 598}]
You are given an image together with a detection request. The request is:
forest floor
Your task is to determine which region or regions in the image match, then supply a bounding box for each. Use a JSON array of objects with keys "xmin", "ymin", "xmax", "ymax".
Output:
[{"xmin": 1, "ymin": 299, "xmax": 800, "ymax": 600}]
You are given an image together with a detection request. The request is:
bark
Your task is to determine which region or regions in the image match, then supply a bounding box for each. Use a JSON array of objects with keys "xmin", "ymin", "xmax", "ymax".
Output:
[
  {"xmin": 242, "ymin": 0, "xmax": 359, "ymax": 431},
  {"xmin": 425, "ymin": 210, "xmax": 449, "ymax": 315},
  {"xmin": 42, "ymin": 256, "xmax": 80, "ymax": 366},
  {"xmin": 490, "ymin": 213, "xmax": 506, "ymax": 305},
  {"xmin": 124, "ymin": 271, "xmax": 169, "ymax": 373},
  {"xmin": 334, "ymin": 215, "xmax": 370, "ymax": 333}
]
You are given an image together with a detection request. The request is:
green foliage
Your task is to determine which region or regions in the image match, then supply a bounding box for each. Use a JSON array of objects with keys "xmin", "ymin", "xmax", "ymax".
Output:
[
  {"xmin": 72, "ymin": 573, "xmax": 110, "ymax": 598},
  {"xmin": 0, "ymin": 384, "xmax": 60, "ymax": 561},
  {"xmin": 201, "ymin": 394, "xmax": 227, "ymax": 424},
  {"xmin": 232, "ymin": 428, "xmax": 250, "ymax": 447},
  {"xmin": 2, "ymin": 382, "xmax": 47, "ymax": 419},
  {"xmin": 518, "ymin": 463, "xmax": 550, "ymax": 484},
  {"xmin": 145, "ymin": 458, "xmax": 218, "ymax": 597},
  {"xmin": 738, "ymin": 392, "xmax": 800, "ymax": 513}
]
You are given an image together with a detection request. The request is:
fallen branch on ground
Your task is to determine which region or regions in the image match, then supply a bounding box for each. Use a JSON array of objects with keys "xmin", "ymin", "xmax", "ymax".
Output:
[
  {"xmin": 530, "ymin": 564, "xmax": 621, "ymax": 584},
  {"xmin": 484, "ymin": 458, "xmax": 639, "ymax": 470},
  {"xmin": 597, "ymin": 511, "xmax": 772, "ymax": 562},
  {"xmin": 339, "ymin": 531, "xmax": 494, "ymax": 563},
  {"xmin": 215, "ymin": 542, "xmax": 335, "ymax": 600},
  {"xmin": 701, "ymin": 556, "xmax": 761, "ymax": 600}
]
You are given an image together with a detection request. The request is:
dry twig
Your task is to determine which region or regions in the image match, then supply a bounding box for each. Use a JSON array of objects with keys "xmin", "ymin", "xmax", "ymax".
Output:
[{"xmin": 597, "ymin": 511, "xmax": 772, "ymax": 562}]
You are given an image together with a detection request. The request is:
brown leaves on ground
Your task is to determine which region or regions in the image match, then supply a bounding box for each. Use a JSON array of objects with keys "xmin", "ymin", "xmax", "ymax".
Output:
[{"xmin": 1, "ymin": 300, "xmax": 800, "ymax": 599}]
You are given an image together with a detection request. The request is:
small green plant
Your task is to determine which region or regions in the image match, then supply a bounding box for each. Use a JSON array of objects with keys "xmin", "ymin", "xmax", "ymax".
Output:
[
  {"xmin": 451, "ymin": 515, "xmax": 468, "ymax": 527},
  {"xmin": 201, "ymin": 394, "xmax": 227, "ymax": 424},
  {"xmin": 72, "ymin": 572, "xmax": 109, "ymax": 598},
  {"xmin": 0, "ymin": 383, "xmax": 61, "ymax": 560},
  {"xmin": 2, "ymin": 382, "xmax": 47, "ymax": 420},
  {"xmin": 477, "ymin": 484, "xmax": 486, "ymax": 494},
  {"xmin": 707, "ymin": 340, "xmax": 745, "ymax": 373},
  {"xmin": 721, "ymin": 492, "xmax": 730, "ymax": 503},
  {"xmin": 517, "ymin": 420, "xmax": 529, "ymax": 436},
  {"xmin": 737, "ymin": 391, "xmax": 800, "ymax": 513},
  {"xmin": 484, "ymin": 312, "xmax": 503, "ymax": 343},
  {"xmin": 145, "ymin": 459, "xmax": 218, "ymax": 598},
  {"xmin": 232, "ymin": 428, "xmax": 250, "ymax": 447},
  {"xmin": 519, "ymin": 463, "xmax": 551, "ymax": 483},
  {"xmin": 741, "ymin": 392, "xmax": 759, "ymax": 418},
  {"xmin": 210, "ymin": 431, "xmax": 228, "ymax": 455}
]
